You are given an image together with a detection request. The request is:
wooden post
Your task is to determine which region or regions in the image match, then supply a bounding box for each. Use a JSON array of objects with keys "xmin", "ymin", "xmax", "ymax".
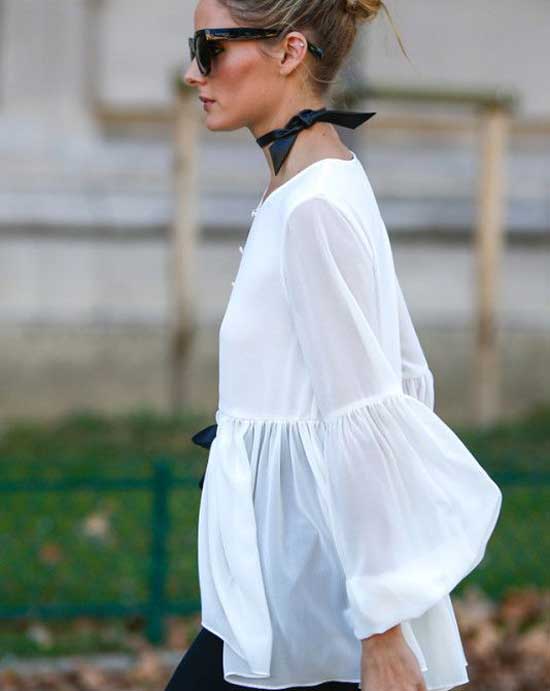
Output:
[
  {"xmin": 473, "ymin": 104, "xmax": 510, "ymax": 425},
  {"xmin": 169, "ymin": 77, "xmax": 199, "ymax": 412}
]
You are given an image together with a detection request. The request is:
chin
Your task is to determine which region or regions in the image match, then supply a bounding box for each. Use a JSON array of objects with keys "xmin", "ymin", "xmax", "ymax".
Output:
[{"xmin": 204, "ymin": 113, "xmax": 242, "ymax": 132}]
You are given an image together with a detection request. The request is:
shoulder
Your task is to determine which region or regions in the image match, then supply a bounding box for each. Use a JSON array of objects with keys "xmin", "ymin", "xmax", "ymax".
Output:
[
  {"xmin": 286, "ymin": 153, "xmax": 376, "ymax": 214},
  {"xmin": 283, "ymin": 192, "xmax": 376, "ymax": 265},
  {"xmin": 281, "ymin": 192, "xmax": 377, "ymax": 277},
  {"xmin": 287, "ymin": 192, "xmax": 353, "ymax": 228}
]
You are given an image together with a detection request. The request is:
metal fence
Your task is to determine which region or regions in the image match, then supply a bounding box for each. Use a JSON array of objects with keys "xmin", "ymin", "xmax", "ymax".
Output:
[{"xmin": 0, "ymin": 461, "xmax": 547, "ymax": 645}]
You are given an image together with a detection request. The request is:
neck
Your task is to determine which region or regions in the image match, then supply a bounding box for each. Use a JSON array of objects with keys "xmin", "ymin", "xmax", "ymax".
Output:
[
  {"xmin": 253, "ymin": 101, "xmax": 350, "ymax": 180},
  {"xmin": 252, "ymin": 97, "xmax": 327, "ymax": 140},
  {"xmin": 252, "ymin": 98, "xmax": 327, "ymax": 170}
]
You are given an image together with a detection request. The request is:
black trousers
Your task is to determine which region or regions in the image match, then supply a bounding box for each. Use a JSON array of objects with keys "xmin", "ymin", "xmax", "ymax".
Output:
[{"xmin": 164, "ymin": 626, "xmax": 360, "ymax": 691}]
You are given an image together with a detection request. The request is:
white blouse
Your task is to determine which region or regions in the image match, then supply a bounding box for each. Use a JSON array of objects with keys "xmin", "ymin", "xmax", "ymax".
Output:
[{"xmin": 197, "ymin": 150, "xmax": 502, "ymax": 690}]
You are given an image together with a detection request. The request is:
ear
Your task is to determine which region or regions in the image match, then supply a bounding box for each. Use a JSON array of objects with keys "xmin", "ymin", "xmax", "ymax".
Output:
[{"xmin": 278, "ymin": 31, "xmax": 308, "ymax": 75}]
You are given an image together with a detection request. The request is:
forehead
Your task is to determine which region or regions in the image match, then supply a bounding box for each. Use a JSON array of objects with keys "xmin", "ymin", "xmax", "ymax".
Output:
[{"xmin": 194, "ymin": 0, "xmax": 240, "ymax": 31}]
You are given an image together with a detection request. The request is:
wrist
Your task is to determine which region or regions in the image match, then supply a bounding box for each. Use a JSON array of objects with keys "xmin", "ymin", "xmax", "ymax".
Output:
[{"xmin": 361, "ymin": 624, "xmax": 402, "ymax": 648}]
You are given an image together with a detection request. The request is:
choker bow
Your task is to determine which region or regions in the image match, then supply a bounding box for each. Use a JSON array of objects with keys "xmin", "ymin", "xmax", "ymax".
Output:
[{"xmin": 256, "ymin": 107, "xmax": 376, "ymax": 175}]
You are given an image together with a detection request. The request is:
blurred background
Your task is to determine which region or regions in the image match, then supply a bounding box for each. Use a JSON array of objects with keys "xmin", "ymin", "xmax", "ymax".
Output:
[{"xmin": 0, "ymin": 1, "xmax": 548, "ymax": 689}]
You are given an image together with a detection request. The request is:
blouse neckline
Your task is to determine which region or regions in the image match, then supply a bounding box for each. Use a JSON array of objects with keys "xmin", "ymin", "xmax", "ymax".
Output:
[{"xmin": 255, "ymin": 150, "xmax": 359, "ymax": 215}]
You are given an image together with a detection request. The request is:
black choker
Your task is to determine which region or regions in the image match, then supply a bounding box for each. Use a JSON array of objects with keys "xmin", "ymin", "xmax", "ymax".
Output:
[{"xmin": 256, "ymin": 107, "xmax": 376, "ymax": 175}]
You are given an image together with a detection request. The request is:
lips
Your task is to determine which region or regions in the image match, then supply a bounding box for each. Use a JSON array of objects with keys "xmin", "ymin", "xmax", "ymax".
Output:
[{"xmin": 200, "ymin": 96, "xmax": 215, "ymax": 103}]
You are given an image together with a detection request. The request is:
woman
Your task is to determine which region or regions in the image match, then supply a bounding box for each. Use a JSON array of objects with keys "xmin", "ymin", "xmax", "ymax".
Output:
[{"xmin": 165, "ymin": 0, "xmax": 503, "ymax": 689}]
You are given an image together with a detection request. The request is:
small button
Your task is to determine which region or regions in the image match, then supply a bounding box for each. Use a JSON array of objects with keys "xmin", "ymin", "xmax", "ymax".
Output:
[
  {"xmin": 231, "ymin": 281, "xmax": 235, "ymax": 287},
  {"xmin": 239, "ymin": 245, "xmax": 243, "ymax": 254},
  {"xmin": 251, "ymin": 209, "xmax": 257, "ymax": 217}
]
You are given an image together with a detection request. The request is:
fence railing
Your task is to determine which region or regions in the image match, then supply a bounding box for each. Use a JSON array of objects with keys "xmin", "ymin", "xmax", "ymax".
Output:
[
  {"xmin": 0, "ymin": 460, "xmax": 547, "ymax": 645},
  {"xmin": 0, "ymin": 461, "xmax": 198, "ymax": 644}
]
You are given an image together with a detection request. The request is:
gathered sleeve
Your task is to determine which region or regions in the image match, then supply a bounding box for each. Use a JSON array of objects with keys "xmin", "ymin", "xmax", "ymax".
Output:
[{"xmin": 280, "ymin": 194, "xmax": 503, "ymax": 641}]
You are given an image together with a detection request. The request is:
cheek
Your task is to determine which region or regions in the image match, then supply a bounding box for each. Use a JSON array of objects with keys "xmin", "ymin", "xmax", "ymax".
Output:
[{"xmin": 216, "ymin": 45, "xmax": 269, "ymax": 101}]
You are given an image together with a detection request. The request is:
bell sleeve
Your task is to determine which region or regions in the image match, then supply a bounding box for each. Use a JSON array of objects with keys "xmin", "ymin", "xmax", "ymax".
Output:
[{"xmin": 280, "ymin": 194, "xmax": 503, "ymax": 641}]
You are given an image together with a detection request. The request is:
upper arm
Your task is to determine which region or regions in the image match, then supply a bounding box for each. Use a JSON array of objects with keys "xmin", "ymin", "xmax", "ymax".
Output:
[{"xmin": 280, "ymin": 194, "xmax": 401, "ymax": 418}]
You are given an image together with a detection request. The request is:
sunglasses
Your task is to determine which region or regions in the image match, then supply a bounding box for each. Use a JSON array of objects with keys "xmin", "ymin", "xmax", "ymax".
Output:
[{"xmin": 188, "ymin": 27, "xmax": 324, "ymax": 76}]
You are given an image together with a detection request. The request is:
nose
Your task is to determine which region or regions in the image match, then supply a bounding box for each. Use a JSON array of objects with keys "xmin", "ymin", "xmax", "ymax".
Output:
[{"xmin": 183, "ymin": 59, "xmax": 206, "ymax": 87}]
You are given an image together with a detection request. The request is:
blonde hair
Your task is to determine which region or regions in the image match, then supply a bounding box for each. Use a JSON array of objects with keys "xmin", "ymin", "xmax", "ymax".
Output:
[{"xmin": 218, "ymin": 0, "xmax": 409, "ymax": 96}]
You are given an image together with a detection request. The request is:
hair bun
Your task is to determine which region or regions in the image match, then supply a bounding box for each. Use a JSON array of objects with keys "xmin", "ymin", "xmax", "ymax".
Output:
[{"xmin": 344, "ymin": 0, "xmax": 383, "ymax": 24}]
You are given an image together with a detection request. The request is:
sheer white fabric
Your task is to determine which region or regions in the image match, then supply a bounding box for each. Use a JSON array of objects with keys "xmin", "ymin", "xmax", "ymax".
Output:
[{"xmin": 197, "ymin": 152, "xmax": 502, "ymax": 689}]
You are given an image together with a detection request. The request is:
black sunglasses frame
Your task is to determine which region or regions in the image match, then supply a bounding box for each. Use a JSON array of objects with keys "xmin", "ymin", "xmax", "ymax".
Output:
[{"xmin": 188, "ymin": 27, "xmax": 324, "ymax": 76}]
